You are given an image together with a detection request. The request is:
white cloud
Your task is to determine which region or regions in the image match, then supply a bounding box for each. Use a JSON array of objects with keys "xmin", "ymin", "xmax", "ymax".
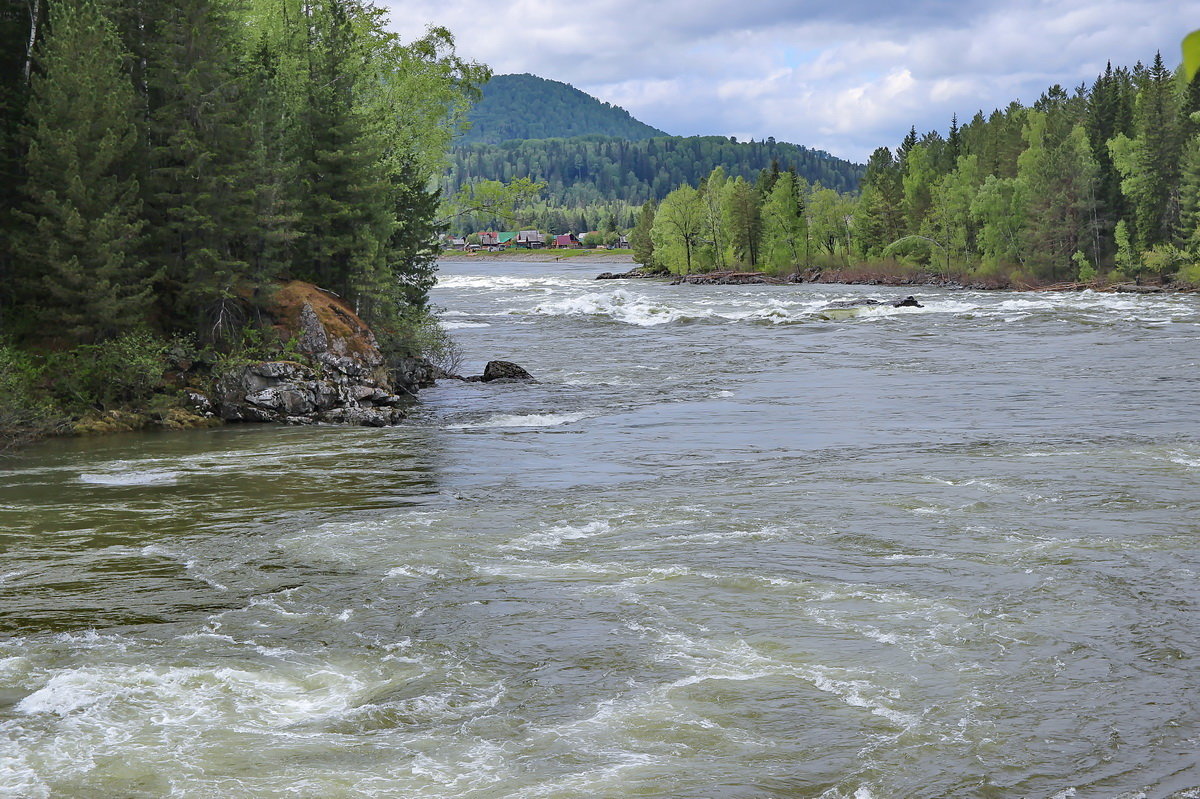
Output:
[{"xmin": 378, "ymin": 0, "xmax": 1200, "ymax": 161}]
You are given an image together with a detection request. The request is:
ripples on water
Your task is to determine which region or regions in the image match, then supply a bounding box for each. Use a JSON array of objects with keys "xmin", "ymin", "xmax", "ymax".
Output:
[{"xmin": 2, "ymin": 262, "xmax": 1199, "ymax": 798}]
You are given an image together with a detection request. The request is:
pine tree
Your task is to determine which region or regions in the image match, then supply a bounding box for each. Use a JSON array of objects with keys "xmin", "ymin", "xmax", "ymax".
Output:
[
  {"xmin": 0, "ymin": 0, "xmax": 43, "ymax": 326},
  {"xmin": 15, "ymin": 0, "xmax": 150, "ymax": 343},
  {"xmin": 630, "ymin": 199, "xmax": 658, "ymax": 271},
  {"xmin": 385, "ymin": 155, "xmax": 443, "ymax": 316},
  {"xmin": 143, "ymin": 0, "xmax": 257, "ymax": 340},
  {"xmin": 297, "ymin": 0, "xmax": 390, "ymax": 308},
  {"xmin": 1109, "ymin": 52, "xmax": 1183, "ymax": 249}
]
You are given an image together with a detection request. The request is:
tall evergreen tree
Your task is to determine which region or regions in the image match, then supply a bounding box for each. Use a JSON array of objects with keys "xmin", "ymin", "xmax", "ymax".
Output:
[
  {"xmin": 143, "ymin": 0, "xmax": 257, "ymax": 340},
  {"xmin": 296, "ymin": 0, "xmax": 390, "ymax": 309},
  {"xmin": 1109, "ymin": 52, "xmax": 1183, "ymax": 249},
  {"xmin": 15, "ymin": 0, "xmax": 150, "ymax": 343},
  {"xmin": 0, "ymin": 0, "xmax": 44, "ymax": 326},
  {"xmin": 630, "ymin": 199, "xmax": 658, "ymax": 271}
]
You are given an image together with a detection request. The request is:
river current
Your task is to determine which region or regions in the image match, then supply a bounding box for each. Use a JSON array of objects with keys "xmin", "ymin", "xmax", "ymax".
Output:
[{"xmin": 2, "ymin": 261, "xmax": 1200, "ymax": 798}]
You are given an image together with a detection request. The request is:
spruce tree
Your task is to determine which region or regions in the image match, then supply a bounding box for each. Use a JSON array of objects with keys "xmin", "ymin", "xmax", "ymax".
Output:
[
  {"xmin": 0, "ymin": 0, "xmax": 42, "ymax": 327},
  {"xmin": 143, "ymin": 0, "xmax": 256, "ymax": 340},
  {"xmin": 384, "ymin": 155, "xmax": 442, "ymax": 316},
  {"xmin": 16, "ymin": 0, "xmax": 150, "ymax": 343},
  {"xmin": 1110, "ymin": 52, "xmax": 1183, "ymax": 250},
  {"xmin": 630, "ymin": 199, "xmax": 658, "ymax": 271},
  {"xmin": 297, "ymin": 0, "xmax": 390, "ymax": 307}
]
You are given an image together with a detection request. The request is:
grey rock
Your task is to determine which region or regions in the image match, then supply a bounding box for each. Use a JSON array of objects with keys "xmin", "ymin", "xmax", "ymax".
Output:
[
  {"xmin": 297, "ymin": 303, "xmax": 329, "ymax": 354},
  {"xmin": 481, "ymin": 360, "xmax": 534, "ymax": 382},
  {"xmin": 183, "ymin": 389, "xmax": 213, "ymax": 415}
]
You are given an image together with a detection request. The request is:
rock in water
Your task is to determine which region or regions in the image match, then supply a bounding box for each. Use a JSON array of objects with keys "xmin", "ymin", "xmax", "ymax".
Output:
[{"xmin": 481, "ymin": 361, "xmax": 534, "ymax": 382}]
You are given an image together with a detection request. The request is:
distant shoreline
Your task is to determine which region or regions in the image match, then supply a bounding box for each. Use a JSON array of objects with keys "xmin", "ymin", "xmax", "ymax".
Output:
[{"xmin": 438, "ymin": 251, "xmax": 635, "ymax": 264}]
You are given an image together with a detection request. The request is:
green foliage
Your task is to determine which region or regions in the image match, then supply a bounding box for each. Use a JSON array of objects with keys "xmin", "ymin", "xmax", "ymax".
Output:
[
  {"xmin": 1108, "ymin": 53, "xmax": 1183, "ymax": 250},
  {"xmin": 376, "ymin": 310, "xmax": 463, "ymax": 374},
  {"xmin": 46, "ymin": 331, "xmax": 169, "ymax": 412},
  {"xmin": 1140, "ymin": 243, "xmax": 1189, "ymax": 275},
  {"xmin": 1184, "ymin": 30, "xmax": 1200, "ymax": 85},
  {"xmin": 0, "ymin": 341, "xmax": 55, "ymax": 445},
  {"xmin": 630, "ymin": 200, "xmax": 660, "ymax": 272},
  {"xmin": 761, "ymin": 172, "xmax": 806, "ymax": 273},
  {"xmin": 445, "ymin": 177, "xmax": 545, "ymax": 230},
  {"xmin": 2, "ymin": 0, "xmax": 488, "ymax": 359},
  {"xmin": 459, "ymin": 73, "xmax": 666, "ymax": 145},
  {"xmin": 446, "ymin": 135, "xmax": 863, "ymax": 220},
  {"xmin": 15, "ymin": 0, "xmax": 151, "ymax": 344},
  {"xmin": 651, "ymin": 184, "xmax": 705, "ymax": 274},
  {"xmin": 1073, "ymin": 250, "xmax": 1097, "ymax": 282}
]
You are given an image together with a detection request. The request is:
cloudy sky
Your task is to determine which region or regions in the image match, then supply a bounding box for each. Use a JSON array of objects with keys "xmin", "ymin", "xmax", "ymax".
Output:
[{"xmin": 381, "ymin": 0, "xmax": 1200, "ymax": 163}]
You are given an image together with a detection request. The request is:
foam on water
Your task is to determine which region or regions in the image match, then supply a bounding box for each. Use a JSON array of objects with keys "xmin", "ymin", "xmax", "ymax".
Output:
[
  {"xmin": 503, "ymin": 520, "xmax": 611, "ymax": 550},
  {"xmin": 532, "ymin": 290, "xmax": 708, "ymax": 326},
  {"xmin": 446, "ymin": 411, "xmax": 590, "ymax": 430},
  {"xmin": 77, "ymin": 469, "xmax": 180, "ymax": 486},
  {"xmin": 436, "ymin": 275, "xmax": 580, "ymax": 290},
  {"xmin": 440, "ymin": 321, "xmax": 491, "ymax": 330}
]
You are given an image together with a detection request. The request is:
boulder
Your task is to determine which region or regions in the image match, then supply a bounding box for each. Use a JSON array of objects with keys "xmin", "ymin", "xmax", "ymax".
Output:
[
  {"xmin": 824, "ymin": 295, "xmax": 923, "ymax": 310},
  {"xmin": 481, "ymin": 360, "xmax": 534, "ymax": 382}
]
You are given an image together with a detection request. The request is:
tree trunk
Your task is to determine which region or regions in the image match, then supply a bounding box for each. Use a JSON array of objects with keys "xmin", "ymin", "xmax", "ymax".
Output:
[{"xmin": 24, "ymin": 0, "xmax": 42, "ymax": 84}]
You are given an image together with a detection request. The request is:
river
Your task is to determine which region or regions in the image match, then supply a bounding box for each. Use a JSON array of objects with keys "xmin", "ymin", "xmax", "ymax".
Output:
[{"xmin": 2, "ymin": 261, "xmax": 1200, "ymax": 798}]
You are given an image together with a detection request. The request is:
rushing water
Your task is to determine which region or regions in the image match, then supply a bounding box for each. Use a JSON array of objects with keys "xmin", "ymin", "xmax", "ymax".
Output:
[{"xmin": 2, "ymin": 261, "xmax": 1200, "ymax": 798}]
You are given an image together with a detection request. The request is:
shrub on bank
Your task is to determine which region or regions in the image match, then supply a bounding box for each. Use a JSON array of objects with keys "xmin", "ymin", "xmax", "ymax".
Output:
[
  {"xmin": 45, "ymin": 331, "xmax": 169, "ymax": 413},
  {"xmin": 0, "ymin": 342, "xmax": 58, "ymax": 450}
]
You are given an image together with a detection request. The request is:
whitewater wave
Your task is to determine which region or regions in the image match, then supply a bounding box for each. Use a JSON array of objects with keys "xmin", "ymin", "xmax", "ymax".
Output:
[
  {"xmin": 532, "ymin": 290, "xmax": 708, "ymax": 326},
  {"xmin": 446, "ymin": 412, "xmax": 590, "ymax": 430},
  {"xmin": 77, "ymin": 469, "xmax": 180, "ymax": 486},
  {"xmin": 437, "ymin": 275, "xmax": 579, "ymax": 290},
  {"xmin": 440, "ymin": 321, "xmax": 492, "ymax": 330}
]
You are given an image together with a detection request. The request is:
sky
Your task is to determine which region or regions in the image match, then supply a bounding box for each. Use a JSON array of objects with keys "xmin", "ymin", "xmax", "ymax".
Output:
[{"xmin": 381, "ymin": 0, "xmax": 1200, "ymax": 163}]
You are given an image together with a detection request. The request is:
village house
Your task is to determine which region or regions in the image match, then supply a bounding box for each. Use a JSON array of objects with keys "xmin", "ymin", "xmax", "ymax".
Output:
[
  {"xmin": 554, "ymin": 233, "xmax": 581, "ymax": 249},
  {"xmin": 516, "ymin": 230, "xmax": 546, "ymax": 248}
]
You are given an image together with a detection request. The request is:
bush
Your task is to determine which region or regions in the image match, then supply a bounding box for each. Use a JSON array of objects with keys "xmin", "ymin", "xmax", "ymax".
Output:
[
  {"xmin": 0, "ymin": 342, "xmax": 56, "ymax": 448},
  {"xmin": 1073, "ymin": 250, "xmax": 1097, "ymax": 283},
  {"xmin": 377, "ymin": 311, "xmax": 464, "ymax": 375},
  {"xmin": 1177, "ymin": 262, "xmax": 1200, "ymax": 286},
  {"xmin": 1141, "ymin": 244, "xmax": 1189, "ymax": 277},
  {"xmin": 46, "ymin": 331, "xmax": 169, "ymax": 412}
]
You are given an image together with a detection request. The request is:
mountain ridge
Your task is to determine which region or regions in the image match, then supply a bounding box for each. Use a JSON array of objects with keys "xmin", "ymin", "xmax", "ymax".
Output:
[{"xmin": 459, "ymin": 73, "xmax": 669, "ymax": 145}]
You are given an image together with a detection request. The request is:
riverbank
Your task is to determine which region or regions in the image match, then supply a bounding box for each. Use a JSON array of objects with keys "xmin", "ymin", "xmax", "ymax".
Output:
[
  {"xmin": 439, "ymin": 250, "xmax": 635, "ymax": 263},
  {"xmin": 605, "ymin": 264, "xmax": 1199, "ymax": 294}
]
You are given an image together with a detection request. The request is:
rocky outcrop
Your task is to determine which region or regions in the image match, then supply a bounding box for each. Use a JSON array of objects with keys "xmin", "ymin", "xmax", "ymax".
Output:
[
  {"xmin": 596, "ymin": 269, "xmax": 654, "ymax": 280},
  {"xmin": 215, "ymin": 359, "xmax": 406, "ymax": 426},
  {"xmin": 215, "ymin": 282, "xmax": 416, "ymax": 426},
  {"xmin": 671, "ymin": 271, "xmax": 784, "ymax": 285}
]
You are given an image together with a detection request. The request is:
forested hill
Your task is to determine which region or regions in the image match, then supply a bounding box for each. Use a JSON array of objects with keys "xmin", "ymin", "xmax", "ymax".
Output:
[
  {"xmin": 458, "ymin": 73, "xmax": 668, "ymax": 144},
  {"xmin": 447, "ymin": 135, "xmax": 864, "ymax": 209}
]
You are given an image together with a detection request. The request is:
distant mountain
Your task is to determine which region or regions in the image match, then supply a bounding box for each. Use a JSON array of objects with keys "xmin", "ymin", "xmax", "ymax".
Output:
[{"xmin": 459, "ymin": 73, "xmax": 669, "ymax": 145}]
